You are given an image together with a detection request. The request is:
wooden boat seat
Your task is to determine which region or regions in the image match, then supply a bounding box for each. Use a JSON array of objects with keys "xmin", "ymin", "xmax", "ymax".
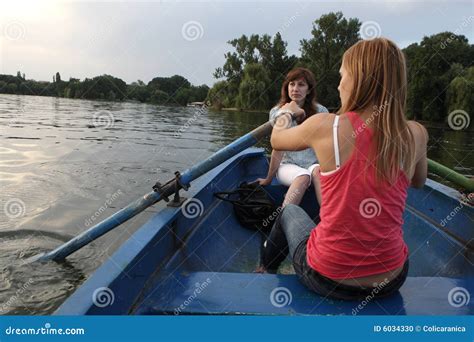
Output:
[{"xmin": 133, "ymin": 271, "xmax": 473, "ymax": 315}]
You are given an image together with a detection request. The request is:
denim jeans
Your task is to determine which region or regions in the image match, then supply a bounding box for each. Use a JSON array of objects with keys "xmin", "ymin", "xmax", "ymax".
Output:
[{"xmin": 262, "ymin": 204, "xmax": 409, "ymax": 300}]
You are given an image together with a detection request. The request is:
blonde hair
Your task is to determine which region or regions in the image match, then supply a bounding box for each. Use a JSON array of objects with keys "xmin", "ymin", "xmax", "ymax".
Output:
[{"xmin": 339, "ymin": 38, "xmax": 415, "ymax": 184}]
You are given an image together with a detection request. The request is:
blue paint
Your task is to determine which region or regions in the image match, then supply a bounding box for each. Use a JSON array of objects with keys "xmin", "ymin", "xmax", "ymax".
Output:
[
  {"xmin": 55, "ymin": 148, "xmax": 474, "ymax": 315},
  {"xmin": 38, "ymin": 124, "xmax": 268, "ymax": 262}
]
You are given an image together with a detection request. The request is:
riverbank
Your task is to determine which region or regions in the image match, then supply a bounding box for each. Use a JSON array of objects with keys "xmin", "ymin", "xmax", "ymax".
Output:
[{"xmin": 219, "ymin": 107, "xmax": 267, "ymax": 114}]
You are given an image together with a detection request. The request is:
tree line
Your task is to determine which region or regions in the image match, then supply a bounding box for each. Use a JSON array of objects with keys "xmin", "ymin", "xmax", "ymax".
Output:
[
  {"xmin": 207, "ymin": 12, "xmax": 473, "ymax": 122},
  {"xmin": 0, "ymin": 11, "xmax": 471, "ymax": 123},
  {"xmin": 0, "ymin": 72, "xmax": 209, "ymax": 106}
]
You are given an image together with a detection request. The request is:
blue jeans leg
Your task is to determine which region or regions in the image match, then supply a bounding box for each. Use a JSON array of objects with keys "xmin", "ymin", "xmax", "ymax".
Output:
[{"xmin": 279, "ymin": 204, "xmax": 316, "ymax": 259}]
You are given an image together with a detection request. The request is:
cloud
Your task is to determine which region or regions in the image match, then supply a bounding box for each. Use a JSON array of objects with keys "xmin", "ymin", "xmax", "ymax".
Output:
[{"xmin": 1, "ymin": 1, "xmax": 472, "ymax": 86}]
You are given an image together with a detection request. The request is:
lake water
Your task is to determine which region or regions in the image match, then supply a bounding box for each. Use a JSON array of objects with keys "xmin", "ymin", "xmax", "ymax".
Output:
[{"xmin": 0, "ymin": 94, "xmax": 472, "ymax": 314}]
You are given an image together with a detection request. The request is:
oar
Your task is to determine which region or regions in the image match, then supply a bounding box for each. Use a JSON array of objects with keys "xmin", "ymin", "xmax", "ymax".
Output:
[
  {"xmin": 30, "ymin": 122, "xmax": 273, "ymax": 263},
  {"xmin": 428, "ymin": 159, "xmax": 474, "ymax": 193},
  {"xmin": 29, "ymin": 120, "xmax": 471, "ymax": 263}
]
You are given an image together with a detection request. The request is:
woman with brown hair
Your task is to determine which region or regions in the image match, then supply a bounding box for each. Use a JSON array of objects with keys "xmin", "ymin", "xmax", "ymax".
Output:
[
  {"xmin": 264, "ymin": 38, "xmax": 428, "ymax": 299},
  {"xmin": 255, "ymin": 67, "xmax": 328, "ymax": 207}
]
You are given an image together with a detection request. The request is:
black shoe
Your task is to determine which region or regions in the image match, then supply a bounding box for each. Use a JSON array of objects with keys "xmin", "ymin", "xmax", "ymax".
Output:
[{"xmin": 260, "ymin": 211, "xmax": 288, "ymax": 272}]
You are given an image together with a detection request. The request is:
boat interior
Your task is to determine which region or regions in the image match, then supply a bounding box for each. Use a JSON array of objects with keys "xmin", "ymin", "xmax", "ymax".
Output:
[{"xmin": 55, "ymin": 149, "xmax": 474, "ymax": 315}]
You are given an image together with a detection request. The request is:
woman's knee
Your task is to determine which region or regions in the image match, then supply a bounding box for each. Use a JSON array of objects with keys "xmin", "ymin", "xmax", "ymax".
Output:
[
  {"xmin": 292, "ymin": 174, "xmax": 311, "ymax": 189},
  {"xmin": 281, "ymin": 204, "xmax": 306, "ymax": 225}
]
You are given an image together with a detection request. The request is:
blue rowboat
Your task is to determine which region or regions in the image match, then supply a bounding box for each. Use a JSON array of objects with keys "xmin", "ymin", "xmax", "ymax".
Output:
[{"xmin": 55, "ymin": 148, "xmax": 473, "ymax": 315}]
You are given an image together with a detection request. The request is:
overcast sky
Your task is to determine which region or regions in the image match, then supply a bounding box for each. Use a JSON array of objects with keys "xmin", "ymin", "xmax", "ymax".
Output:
[{"xmin": 1, "ymin": 0, "xmax": 472, "ymax": 86}]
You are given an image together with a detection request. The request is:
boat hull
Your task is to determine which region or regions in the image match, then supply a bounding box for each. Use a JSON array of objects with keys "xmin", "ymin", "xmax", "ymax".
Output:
[{"xmin": 55, "ymin": 148, "xmax": 474, "ymax": 315}]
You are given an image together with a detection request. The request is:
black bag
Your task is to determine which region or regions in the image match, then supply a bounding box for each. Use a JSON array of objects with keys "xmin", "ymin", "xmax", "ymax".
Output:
[{"xmin": 214, "ymin": 182, "xmax": 278, "ymax": 233}]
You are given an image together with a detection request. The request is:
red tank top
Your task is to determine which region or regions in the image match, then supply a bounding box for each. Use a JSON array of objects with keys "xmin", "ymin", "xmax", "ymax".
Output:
[{"xmin": 306, "ymin": 112, "xmax": 409, "ymax": 279}]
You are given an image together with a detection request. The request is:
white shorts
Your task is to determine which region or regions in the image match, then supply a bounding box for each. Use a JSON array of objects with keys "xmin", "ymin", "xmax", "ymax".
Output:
[{"xmin": 276, "ymin": 163, "xmax": 319, "ymax": 187}]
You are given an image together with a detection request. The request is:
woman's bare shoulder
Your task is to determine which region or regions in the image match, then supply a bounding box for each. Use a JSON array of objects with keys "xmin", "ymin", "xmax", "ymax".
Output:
[
  {"xmin": 407, "ymin": 120, "xmax": 428, "ymax": 141},
  {"xmin": 306, "ymin": 112, "xmax": 336, "ymax": 125}
]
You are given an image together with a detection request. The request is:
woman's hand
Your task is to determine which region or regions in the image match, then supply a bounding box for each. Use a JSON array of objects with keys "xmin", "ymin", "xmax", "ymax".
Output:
[
  {"xmin": 280, "ymin": 101, "xmax": 306, "ymax": 123},
  {"xmin": 253, "ymin": 178, "xmax": 272, "ymax": 186}
]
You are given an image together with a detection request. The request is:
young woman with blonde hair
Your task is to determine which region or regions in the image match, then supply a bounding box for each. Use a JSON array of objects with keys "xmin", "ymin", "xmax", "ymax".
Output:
[{"xmin": 264, "ymin": 38, "xmax": 428, "ymax": 299}]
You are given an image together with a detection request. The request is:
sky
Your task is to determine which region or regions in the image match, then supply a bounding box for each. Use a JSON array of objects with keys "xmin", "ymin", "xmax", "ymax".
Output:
[{"xmin": 0, "ymin": 0, "xmax": 473, "ymax": 87}]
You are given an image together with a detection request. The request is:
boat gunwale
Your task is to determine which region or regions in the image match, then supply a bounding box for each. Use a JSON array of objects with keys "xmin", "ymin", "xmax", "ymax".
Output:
[
  {"xmin": 54, "ymin": 148, "xmax": 265, "ymax": 315},
  {"xmin": 55, "ymin": 148, "xmax": 473, "ymax": 315}
]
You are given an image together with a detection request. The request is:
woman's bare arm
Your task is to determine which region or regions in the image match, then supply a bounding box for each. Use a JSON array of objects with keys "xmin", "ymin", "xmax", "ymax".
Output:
[
  {"xmin": 255, "ymin": 150, "xmax": 284, "ymax": 185},
  {"xmin": 408, "ymin": 121, "xmax": 429, "ymax": 188},
  {"xmin": 267, "ymin": 150, "xmax": 284, "ymax": 179},
  {"xmin": 271, "ymin": 112, "xmax": 329, "ymax": 152}
]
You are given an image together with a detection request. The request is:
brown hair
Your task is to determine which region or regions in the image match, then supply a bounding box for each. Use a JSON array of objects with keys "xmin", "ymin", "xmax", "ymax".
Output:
[
  {"xmin": 277, "ymin": 67, "xmax": 318, "ymax": 119},
  {"xmin": 339, "ymin": 38, "xmax": 415, "ymax": 184}
]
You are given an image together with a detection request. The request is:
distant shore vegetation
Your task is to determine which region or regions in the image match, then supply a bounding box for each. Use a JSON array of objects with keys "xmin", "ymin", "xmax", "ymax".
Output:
[
  {"xmin": 0, "ymin": 12, "xmax": 472, "ymax": 123},
  {"xmin": 0, "ymin": 72, "xmax": 209, "ymax": 107}
]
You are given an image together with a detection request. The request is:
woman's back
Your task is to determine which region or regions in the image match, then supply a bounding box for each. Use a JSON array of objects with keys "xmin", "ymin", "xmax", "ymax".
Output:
[
  {"xmin": 269, "ymin": 37, "xmax": 428, "ymax": 298},
  {"xmin": 308, "ymin": 111, "xmax": 427, "ymax": 183},
  {"xmin": 307, "ymin": 111, "xmax": 411, "ymax": 280}
]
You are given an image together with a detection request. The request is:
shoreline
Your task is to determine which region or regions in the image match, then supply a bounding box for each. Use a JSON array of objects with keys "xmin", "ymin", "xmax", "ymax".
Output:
[{"xmin": 219, "ymin": 107, "xmax": 268, "ymax": 114}]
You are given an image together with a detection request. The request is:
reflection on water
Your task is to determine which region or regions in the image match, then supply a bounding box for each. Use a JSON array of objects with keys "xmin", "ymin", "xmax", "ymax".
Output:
[
  {"xmin": 424, "ymin": 124, "xmax": 473, "ymax": 183},
  {"xmin": 0, "ymin": 230, "xmax": 91, "ymax": 315},
  {"xmin": 0, "ymin": 94, "xmax": 472, "ymax": 314}
]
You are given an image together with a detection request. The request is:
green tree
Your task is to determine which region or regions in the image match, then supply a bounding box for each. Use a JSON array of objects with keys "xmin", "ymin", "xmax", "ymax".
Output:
[
  {"xmin": 6, "ymin": 83, "xmax": 17, "ymax": 93},
  {"xmin": 148, "ymin": 75, "xmax": 191, "ymax": 96},
  {"xmin": 299, "ymin": 12, "xmax": 361, "ymax": 110},
  {"xmin": 404, "ymin": 32, "xmax": 473, "ymax": 121},
  {"xmin": 446, "ymin": 66, "xmax": 474, "ymax": 116},
  {"xmin": 194, "ymin": 85, "xmax": 209, "ymax": 101},
  {"xmin": 173, "ymin": 87, "xmax": 192, "ymax": 105},
  {"xmin": 127, "ymin": 81, "xmax": 151, "ymax": 102},
  {"xmin": 214, "ymin": 33, "xmax": 296, "ymax": 108},
  {"xmin": 150, "ymin": 89, "xmax": 170, "ymax": 104},
  {"xmin": 236, "ymin": 63, "xmax": 271, "ymax": 110},
  {"xmin": 213, "ymin": 51, "xmax": 242, "ymax": 107},
  {"xmin": 107, "ymin": 90, "xmax": 116, "ymax": 101},
  {"xmin": 259, "ymin": 32, "xmax": 298, "ymax": 105},
  {"xmin": 207, "ymin": 80, "xmax": 231, "ymax": 109},
  {"xmin": 79, "ymin": 75, "xmax": 127, "ymax": 100}
]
